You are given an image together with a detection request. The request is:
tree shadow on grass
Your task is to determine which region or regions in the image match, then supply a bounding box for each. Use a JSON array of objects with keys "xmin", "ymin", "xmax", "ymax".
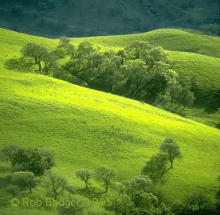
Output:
[
  {"xmin": 204, "ymin": 106, "xmax": 220, "ymax": 114},
  {"xmin": 76, "ymin": 187, "xmax": 106, "ymax": 199},
  {"xmin": 0, "ymin": 164, "xmax": 11, "ymax": 174},
  {"xmin": 0, "ymin": 175, "xmax": 12, "ymax": 189},
  {"xmin": 4, "ymin": 57, "xmax": 37, "ymax": 73}
]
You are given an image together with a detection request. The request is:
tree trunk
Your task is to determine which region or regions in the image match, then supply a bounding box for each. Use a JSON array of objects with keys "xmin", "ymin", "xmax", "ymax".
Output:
[
  {"xmin": 105, "ymin": 184, "xmax": 108, "ymax": 193},
  {"xmin": 29, "ymin": 186, "xmax": 32, "ymax": 193},
  {"xmin": 45, "ymin": 66, "xmax": 48, "ymax": 75},
  {"xmin": 168, "ymin": 99, "xmax": 174, "ymax": 109},
  {"xmin": 173, "ymin": 103, "xmax": 181, "ymax": 111},
  {"xmin": 109, "ymin": 82, "xmax": 113, "ymax": 93},
  {"xmin": 180, "ymin": 105, "xmax": 186, "ymax": 113},
  {"xmin": 54, "ymin": 192, "xmax": 57, "ymax": 200},
  {"xmin": 38, "ymin": 61, "xmax": 42, "ymax": 72},
  {"xmin": 136, "ymin": 51, "xmax": 139, "ymax": 59}
]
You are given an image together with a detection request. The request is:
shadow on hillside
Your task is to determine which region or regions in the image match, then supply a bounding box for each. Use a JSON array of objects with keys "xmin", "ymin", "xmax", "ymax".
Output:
[
  {"xmin": 4, "ymin": 57, "xmax": 37, "ymax": 72},
  {"xmin": 0, "ymin": 165, "xmax": 11, "ymax": 174},
  {"xmin": 76, "ymin": 187, "xmax": 106, "ymax": 199},
  {"xmin": 216, "ymin": 122, "xmax": 220, "ymax": 129},
  {"xmin": 204, "ymin": 107, "xmax": 220, "ymax": 114},
  {"xmin": 0, "ymin": 175, "xmax": 12, "ymax": 189}
]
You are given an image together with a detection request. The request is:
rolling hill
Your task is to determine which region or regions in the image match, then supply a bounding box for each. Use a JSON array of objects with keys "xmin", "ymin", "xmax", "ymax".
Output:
[
  {"xmin": 1, "ymin": 27, "xmax": 220, "ymax": 127},
  {"xmin": 0, "ymin": 28, "xmax": 220, "ymax": 214}
]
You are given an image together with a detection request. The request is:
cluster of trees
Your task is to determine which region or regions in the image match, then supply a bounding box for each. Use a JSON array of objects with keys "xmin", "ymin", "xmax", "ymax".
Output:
[
  {"xmin": 20, "ymin": 42, "xmax": 59, "ymax": 74},
  {"xmin": 0, "ymin": 144, "xmax": 55, "ymax": 194},
  {"xmin": 19, "ymin": 37, "xmax": 195, "ymax": 115},
  {"xmin": 1, "ymin": 139, "xmax": 220, "ymax": 214},
  {"xmin": 5, "ymin": 0, "xmax": 220, "ymax": 38}
]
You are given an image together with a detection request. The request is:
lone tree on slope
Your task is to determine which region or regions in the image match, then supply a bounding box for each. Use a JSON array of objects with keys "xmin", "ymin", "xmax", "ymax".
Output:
[
  {"xmin": 75, "ymin": 169, "xmax": 93, "ymax": 190},
  {"xmin": 159, "ymin": 138, "xmax": 182, "ymax": 169},
  {"xmin": 95, "ymin": 165, "xmax": 116, "ymax": 193},
  {"xmin": 45, "ymin": 171, "xmax": 68, "ymax": 200}
]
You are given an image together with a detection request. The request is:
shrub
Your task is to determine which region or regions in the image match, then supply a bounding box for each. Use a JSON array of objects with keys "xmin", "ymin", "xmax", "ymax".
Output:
[
  {"xmin": 12, "ymin": 171, "xmax": 39, "ymax": 193},
  {"xmin": 4, "ymin": 185, "xmax": 20, "ymax": 197}
]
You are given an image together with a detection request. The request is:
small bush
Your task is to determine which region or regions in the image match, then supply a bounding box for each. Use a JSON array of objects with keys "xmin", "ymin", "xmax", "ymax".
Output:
[
  {"xmin": 4, "ymin": 185, "xmax": 20, "ymax": 197},
  {"xmin": 0, "ymin": 189, "xmax": 12, "ymax": 208}
]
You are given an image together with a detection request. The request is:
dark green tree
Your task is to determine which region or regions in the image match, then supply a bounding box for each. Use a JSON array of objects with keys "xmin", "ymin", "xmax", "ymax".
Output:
[
  {"xmin": 143, "ymin": 46, "xmax": 171, "ymax": 72},
  {"xmin": 171, "ymin": 200, "xmax": 189, "ymax": 215},
  {"xmin": 75, "ymin": 41, "xmax": 97, "ymax": 69},
  {"xmin": 0, "ymin": 144, "xmax": 20, "ymax": 168},
  {"xmin": 116, "ymin": 49, "xmax": 127, "ymax": 65},
  {"xmin": 11, "ymin": 146, "xmax": 55, "ymax": 176},
  {"xmin": 87, "ymin": 51, "xmax": 105, "ymax": 72},
  {"xmin": 55, "ymin": 36, "xmax": 75, "ymax": 58},
  {"xmin": 41, "ymin": 50, "xmax": 58, "ymax": 75},
  {"xmin": 75, "ymin": 169, "xmax": 93, "ymax": 189},
  {"xmin": 168, "ymin": 80, "xmax": 182, "ymax": 109},
  {"xmin": 21, "ymin": 42, "xmax": 48, "ymax": 72},
  {"xmin": 134, "ymin": 191, "xmax": 158, "ymax": 210},
  {"xmin": 121, "ymin": 59, "xmax": 148, "ymax": 92},
  {"xmin": 185, "ymin": 190, "xmax": 211, "ymax": 211},
  {"xmin": 110, "ymin": 193, "xmax": 134, "ymax": 215},
  {"xmin": 168, "ymin": 82, "xmax": 195, "ymax": 112},
  {"xmin": 12, "ymin": 171, "xmax": 39, "ymax": 193},
  {"xmin": 154, "ymin": 202, "xmax": 173, "ymax": 215},
  {"xmin": 159, "ymin": 138, "xmax": 182, "ymax": 169},
  {"xmin": 58, "ymin": 36, "xmax": 70, "ymax": 47},
  {"xmin": 4, "ymin": 185, "xmax": 20, "ymax": 197},
  {"xmin": 95, "ymin": 165, "xmax": 116, "ymax": 193},
  {"xmin": 122, "ymin": 175, "xmax": 154, "ymax": 205},
  {"xmin": 138, "ymin": 61, "xmax": 178, "ymax": 103},
  {"xmin": 178, "ymin": 85, "xmax": 195, "ymax": 112},
  {"xmin": 45, "ymin": 171, "xmax": 68, "ymax": 200},
  {"xmin": 124, "ymin": 41, "xmax": 153, "ymax": 60}
]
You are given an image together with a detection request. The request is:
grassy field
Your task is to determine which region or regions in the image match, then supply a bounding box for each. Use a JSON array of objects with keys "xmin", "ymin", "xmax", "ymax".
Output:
[{"xmin": 0, "ymin": 28, "xmax": 220, "ymax": 214}]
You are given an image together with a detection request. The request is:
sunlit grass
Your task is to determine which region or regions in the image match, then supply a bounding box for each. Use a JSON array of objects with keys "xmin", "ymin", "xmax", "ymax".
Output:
[
  {"xmin": 0, "ymin": 70, "xmax": 220, "ymax": 204},
  {"xmin": 0, "ymin": 28, "xmax": 220, "ymax": 214}
]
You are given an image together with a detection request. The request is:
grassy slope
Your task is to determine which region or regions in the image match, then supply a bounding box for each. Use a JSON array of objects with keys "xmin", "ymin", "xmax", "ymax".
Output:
[
  {"xmin": 0, "ymin": 28, "xmax": 220, "ymax": 213},
  {"xmin": 3, "ymin": 28, "xmax": 220, "ymax": 96}
]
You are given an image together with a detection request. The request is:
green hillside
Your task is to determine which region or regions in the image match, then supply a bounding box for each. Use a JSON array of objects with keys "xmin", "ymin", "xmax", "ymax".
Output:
[
  {"xmin": 1, "ymin": 63, "xmax": 220, "ymax": 198},
  {"xmin": 0, "ymin": 28, "xmax": 220, "ymax": 214},
  {"xmin": 2, "ymin": 28, "xmax": 220, "ymax": 93},
  {"xmin": 1, "ymin": 27, "xmax": 220, "ymax": 127}
]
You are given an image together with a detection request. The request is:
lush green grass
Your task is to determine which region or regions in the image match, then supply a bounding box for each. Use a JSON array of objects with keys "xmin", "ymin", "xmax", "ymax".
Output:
[
  {"xmin": 2, "ymin": 27, "xmax": 220, "ymax": 98},
  {"xmin": 0, "ymin": 28, "xmax": 220, "ymax": 214},
  {"xmin": 167, "ymin": 51, "xmax": 220, "ymax": 89},
  {"xmin": 1, "ymin": 63, "xmax": 220, "ymax": 199}
]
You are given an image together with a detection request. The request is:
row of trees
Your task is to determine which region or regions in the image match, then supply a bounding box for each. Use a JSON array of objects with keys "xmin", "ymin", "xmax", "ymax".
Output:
[
  {"xmin": 19, "ymin": 38, "xmax": 195, "ymax": 114},
  {"xmin": 1, "ymin": 140, "xmax": 220, "ymax": 214}
]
